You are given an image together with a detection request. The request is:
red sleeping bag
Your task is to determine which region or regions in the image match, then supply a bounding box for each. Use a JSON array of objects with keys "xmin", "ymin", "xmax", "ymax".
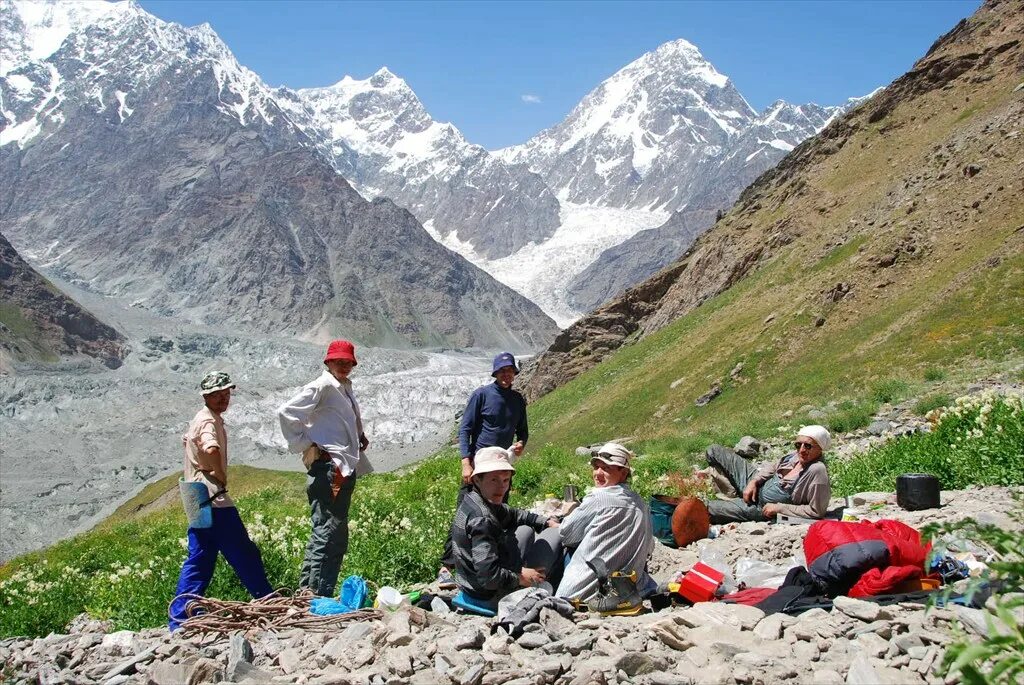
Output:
[{"xmin": 804, "ymin": 519, "xmax": 931, "ymax": 597}]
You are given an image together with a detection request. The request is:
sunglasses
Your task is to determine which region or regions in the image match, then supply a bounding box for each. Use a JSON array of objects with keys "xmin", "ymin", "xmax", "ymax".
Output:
[{"xmin": 794, "ymin": 441, "xmax": 817, "ymax": 451}]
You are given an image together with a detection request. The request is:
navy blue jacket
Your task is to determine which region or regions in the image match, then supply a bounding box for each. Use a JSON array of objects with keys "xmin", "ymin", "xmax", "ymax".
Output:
[{"xmin": 458, "ymin": 382, "xmax": 528, "ymax": 459}]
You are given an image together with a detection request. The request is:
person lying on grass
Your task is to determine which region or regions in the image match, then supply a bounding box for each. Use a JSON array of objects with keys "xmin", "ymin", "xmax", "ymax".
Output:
[
  {"xmin": 448, "ymin": 447, "xmax": 562, "ymax": 608},
  {"xmin": 702, "ymin": 425, "xmax": 832, "ymax": 524}
]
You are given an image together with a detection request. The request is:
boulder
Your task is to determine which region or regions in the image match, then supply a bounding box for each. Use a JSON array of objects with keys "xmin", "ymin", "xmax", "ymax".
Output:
[
  {"xmin": 834, "ymin": 596, "xmax": 890, "ymax": 622},
  {"xmin": 734, "ymin": 436, "xmax": 762, "ymax": 458}
]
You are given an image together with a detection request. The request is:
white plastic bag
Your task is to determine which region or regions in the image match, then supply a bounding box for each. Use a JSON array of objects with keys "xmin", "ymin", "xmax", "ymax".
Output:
[
  {"xmin": 733, "ymin": 557, "xmax": 795, "ymax": 589},
  {"xmin": 697, "ymin": 544, "xmax": 736, "ymax": 595}
]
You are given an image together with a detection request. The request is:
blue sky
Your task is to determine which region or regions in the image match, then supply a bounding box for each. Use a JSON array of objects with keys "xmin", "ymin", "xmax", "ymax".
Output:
[{"xmin": 139, "ymin": 0, "xmax": 981, "ymax": 150}]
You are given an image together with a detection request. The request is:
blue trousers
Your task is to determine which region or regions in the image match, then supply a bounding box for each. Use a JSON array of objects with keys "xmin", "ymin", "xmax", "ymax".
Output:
[{"xmin": 168, "ymin": 506, "xmax": 272, "ymax": 630}]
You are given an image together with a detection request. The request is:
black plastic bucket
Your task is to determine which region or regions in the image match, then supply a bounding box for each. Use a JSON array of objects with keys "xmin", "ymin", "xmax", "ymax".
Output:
[{"xmin": 896, "ymin": 473, "xmax": 941, "ymax": 511}]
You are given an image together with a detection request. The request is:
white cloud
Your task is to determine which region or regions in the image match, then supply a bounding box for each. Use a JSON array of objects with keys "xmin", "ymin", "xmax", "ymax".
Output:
[{"xmin": 521, "ymin": 94, "xmax": 542, "ymax": 104}]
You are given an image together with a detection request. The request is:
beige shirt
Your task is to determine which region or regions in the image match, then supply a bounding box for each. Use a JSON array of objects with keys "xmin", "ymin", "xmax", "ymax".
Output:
[{"xmin": 183, "ymin": 406, "xmax": 234, "ymax": 508}]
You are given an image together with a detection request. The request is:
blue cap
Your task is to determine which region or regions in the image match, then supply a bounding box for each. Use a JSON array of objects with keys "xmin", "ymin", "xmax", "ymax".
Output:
[{"xmin": 491, "ymin": 352, "xmax": 519, "ymax": 377}]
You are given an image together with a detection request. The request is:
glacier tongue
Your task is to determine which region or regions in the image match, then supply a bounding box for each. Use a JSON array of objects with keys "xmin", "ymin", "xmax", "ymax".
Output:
[{"xmin": 427, "ymin": 203, "xmax": 668, "ymax": 327}]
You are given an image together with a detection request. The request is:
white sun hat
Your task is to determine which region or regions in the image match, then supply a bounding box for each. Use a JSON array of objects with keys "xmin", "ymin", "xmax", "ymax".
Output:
[{"xmin": 471, "ymin": 446, "xmax": 516, "ymax": 477}]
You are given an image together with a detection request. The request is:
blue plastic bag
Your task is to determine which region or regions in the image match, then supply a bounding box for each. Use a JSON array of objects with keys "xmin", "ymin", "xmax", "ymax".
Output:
[{"xmin": 309, "ymin": 575, "xmax": 369, "ymax": 615}]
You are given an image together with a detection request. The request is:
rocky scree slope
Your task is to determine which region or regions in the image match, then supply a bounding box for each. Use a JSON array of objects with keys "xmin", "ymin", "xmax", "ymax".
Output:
[
  {"xmin": 0, "ymin": 232, "xmax": 125, "ymax": 371},
  {"xmin": 522, "ymin": 0, "xmax": 1024, "ymax": 402},
  {"xmin": 0, "ymin": 0, "xmax": 557, "ymax": 349},
  {"xmin": 4, "ymin": 485, "xmax": 1018, "ymax": 685}
]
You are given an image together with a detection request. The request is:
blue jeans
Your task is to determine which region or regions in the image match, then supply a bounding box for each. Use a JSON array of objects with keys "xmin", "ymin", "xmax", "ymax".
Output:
[{"xmin": 169, "ymin": 507, "xmax": 272, "ymax": 630}]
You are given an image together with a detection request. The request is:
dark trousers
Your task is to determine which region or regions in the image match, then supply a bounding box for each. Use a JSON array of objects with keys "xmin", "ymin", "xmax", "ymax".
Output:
[
  {"xmin": 169, "ymin": 506, "xmax": 272, "ymax": 630},
  {"xmin": 300, "ymin": 461, "xmax": 357, "ymax": 597},
  {"xmin": 705, "ymin": 445, "xmax": 792, "ymax": 524}
]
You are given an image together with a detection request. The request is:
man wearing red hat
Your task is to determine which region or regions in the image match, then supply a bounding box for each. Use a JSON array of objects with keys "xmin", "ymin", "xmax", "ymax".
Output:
[{"xmin": 277, "ymin": 339, "xmax": 371, "ymax": 596}]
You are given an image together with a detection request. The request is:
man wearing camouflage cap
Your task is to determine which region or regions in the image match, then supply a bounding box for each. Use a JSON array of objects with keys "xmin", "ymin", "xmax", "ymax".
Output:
[{"xmin": 169, "ymin": 372, "xmax": 273, "ymax": 630}]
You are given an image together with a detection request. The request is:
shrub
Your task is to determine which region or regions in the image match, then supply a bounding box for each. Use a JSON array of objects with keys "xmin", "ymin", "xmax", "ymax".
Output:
[
  {"xmin": 915, "ymin": 393, "xmax": 953, "ymax": 415},
  {"xmin": 924, "ymin": 367, "xmax": 947, "ymax": 382},
  {"xmin": 828, "ymin": 400, "xmax": 876, "ymax": 433},
  {"xmin": 831, "ymin": 391, "xmax": 1024, "ymax": 495},
  {"xmin": 871, "ymin": 378, "xmax": 911, "ymax": 404}
]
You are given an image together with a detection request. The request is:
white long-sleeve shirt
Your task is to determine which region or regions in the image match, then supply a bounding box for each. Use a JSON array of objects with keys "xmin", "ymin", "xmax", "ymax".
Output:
[
  {"xmin": 556, "ymin": 484, "xmax": 657, "ymax": 601},
  {"xmin": 277, "ymin": 371, "xmax": 364, "ymax": 477}
]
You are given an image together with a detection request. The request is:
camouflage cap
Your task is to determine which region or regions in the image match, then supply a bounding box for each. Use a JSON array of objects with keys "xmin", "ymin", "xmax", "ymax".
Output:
[{"xmin": 200, "ymin": 371, "xmax": 235, "ymax": 395}]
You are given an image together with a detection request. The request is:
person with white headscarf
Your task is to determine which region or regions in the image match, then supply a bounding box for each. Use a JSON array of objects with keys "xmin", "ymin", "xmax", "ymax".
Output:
[{"xmin": 704, "ymin": 425, "xmax": 833, "ymax": 523}]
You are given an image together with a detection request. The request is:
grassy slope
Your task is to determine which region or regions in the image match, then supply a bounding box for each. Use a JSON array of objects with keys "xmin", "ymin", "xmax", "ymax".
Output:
[{"xmin": 527, "ymin": 69, "xmax": 1024, "ymax": 456}]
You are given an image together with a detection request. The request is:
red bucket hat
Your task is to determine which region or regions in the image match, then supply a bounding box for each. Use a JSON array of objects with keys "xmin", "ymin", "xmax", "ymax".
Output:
[{"xmin": 324, "ymin": 339, "xmax": 357, "ymax": 365}]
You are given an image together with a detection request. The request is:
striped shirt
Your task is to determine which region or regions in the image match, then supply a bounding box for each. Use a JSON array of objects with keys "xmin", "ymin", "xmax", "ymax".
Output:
[{"xmin": 556, "ymin": 484, "xmax": 657, "ymax": 601}]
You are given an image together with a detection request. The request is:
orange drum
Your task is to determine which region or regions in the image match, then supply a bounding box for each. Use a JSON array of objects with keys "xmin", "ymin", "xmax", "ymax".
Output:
[{"xmin": 672, "ymin": 497, "xmax": 710, "ymax": 548}]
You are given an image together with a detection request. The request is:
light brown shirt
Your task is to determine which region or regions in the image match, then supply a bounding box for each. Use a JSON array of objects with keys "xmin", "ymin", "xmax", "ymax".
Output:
[{"xmin": 183, "ymin": 406, "xmax": 234, "ymax": 508}]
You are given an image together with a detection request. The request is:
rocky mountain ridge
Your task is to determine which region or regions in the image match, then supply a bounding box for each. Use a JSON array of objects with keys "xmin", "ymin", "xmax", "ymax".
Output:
[
  {"xmin": 276, "ymin": 69, "xmax": 562, "ymax": 260},
  {"xmin": 0, "ymin": 0, "xmax": 557, "ymax": 349},
  {"xmin": 0, "ymin": 232, "xmax": 125, "ymax": 371},
  {"xmin": 522, "ymin": 0, "xmax": 1024, "ymax": 400},
  {"xmin": 0, "ymin": 1, "xmax": 866, "ymax": 327}
]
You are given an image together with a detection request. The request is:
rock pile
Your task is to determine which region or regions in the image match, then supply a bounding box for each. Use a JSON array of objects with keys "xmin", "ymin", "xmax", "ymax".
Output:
[{"xmin": 3, "ymin": 485, "xmax": 1018, "ymax": 685}]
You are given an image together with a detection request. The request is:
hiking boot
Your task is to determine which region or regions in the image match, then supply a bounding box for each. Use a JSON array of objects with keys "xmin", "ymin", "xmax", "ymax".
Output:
[{"xmin": 587, "ymin": 569, "xmax": 644, "ymax": 616}]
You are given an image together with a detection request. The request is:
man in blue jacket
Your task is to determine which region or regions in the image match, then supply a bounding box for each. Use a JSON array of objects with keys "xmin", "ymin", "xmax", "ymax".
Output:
[
  {"xmin": 457, "ymin": 352, "xmax": 529, "ymax": 483},
  {"xmin": 440, "ymin": 352, "xmax": 529, "ymax": 575}
]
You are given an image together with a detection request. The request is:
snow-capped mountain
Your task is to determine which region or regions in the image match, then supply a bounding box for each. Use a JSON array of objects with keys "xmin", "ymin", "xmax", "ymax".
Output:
[
  {"xmin": 0, "ymin": 0, "xmax": 558, "ymax": 349},
  {"xmin": 497, "ymin": 39, "xmax": 845, "ymax": 214},
  {"xmin": 276, "ymin": 69, "xmax": 561, "ymax": 260}
]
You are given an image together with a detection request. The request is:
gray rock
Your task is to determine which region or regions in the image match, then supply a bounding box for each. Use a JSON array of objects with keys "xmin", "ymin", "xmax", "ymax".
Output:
[
  {"xmin": 734, "ymin": 436, "xmax": 762, "ymax": 458},
  {"xmin": 277, "ymin": 648, "xmax": 301, "ymax": 675},
  {"xmin": 646, "ymin": 674, "xmax": 693, "ymax": 685},
  {"xmin": 187, "ymin": 657, "xmax": 225, "ymax": 684},
  {"xmin": 538, "ymin": 607, "xmax": 576, "ymax": 641},
  {"xmin": 228, "ymin": 661, "xmax": 276, "ymax": 684},
  {"xmin": 848, "ymin": 621, "xmax": 893, "ymax": 639},
  {"xmin": 753, "ymin": 614, "xmax": 785, "ymax": 640},
  {"xmin": 813, "ymin": 669, "xmax": 845, "ymax": 685},
  {"xmin": 846, "ymin": 653, "xmax": 881, "ymax": 685},
  {"xmin": 454, "ymin": 627, "xmax": 485, "ymax": 651},
  {"xmin": 834, "ymin": 596, "xmax": 887, "ymax": 622},
  {"xmin": 894, "ymin": 633, "xmax": 925, "ymax": 654},
  {"xmin": 808, "ymin": 409, "xmax": 828, "ymax": 420},
  {"xmin": 383, "ymin": 647, "xmax": 415, "ymax": 677},
  {"xmin": 228, "ymin": 635, "xmax": 254, "ymax": 675},
  {"xmin": 460, "ymin": 663, "xmax": 485, "ymax": 685},
  {"xmin": 566, "ymin": 666, "xmax": 608, "ymax": 685},
  {"xmin": 342, "ymin": 622, "xmax": 375, "ymax": 642},
  {"xmin": 147, "ymin": 661, "xmax": 193, "ymax": 685},
  {"xmin": 616, "ymin": 653, "xmax": 656, "ymax": 677},
  {"xmin": 674, "ymin": 602, "xmax": 764, "ymax": 631},
  {"xmin": 866, "ymin": 420, "xmax": 892, "ymax": 436},
  {"xmin": 953, "ymin": 605, "xmax": 990, "ymax": 637},
  {"xmin": 855, "ymin": 632, "xmax": 889, "ymax": 659},
  {"xmin": 562, "ymin": 632, "xmax": 596, "ymax": 656},
  {"xmin": 99, "ymin": 646, "xmax": 156, "ymax": 682},
  {"xmin": 517, "ymin": 632, "xmax": 550, "ymax": 650}
]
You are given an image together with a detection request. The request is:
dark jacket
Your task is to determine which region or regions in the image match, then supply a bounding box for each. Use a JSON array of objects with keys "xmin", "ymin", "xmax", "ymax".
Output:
[
  {"xmin": 450, "ymin": 489, "xmax": 545, "ymax": 600},
  {"xmin": 458, "ymin": 382, "xmax": 528, "ymax": 459}
]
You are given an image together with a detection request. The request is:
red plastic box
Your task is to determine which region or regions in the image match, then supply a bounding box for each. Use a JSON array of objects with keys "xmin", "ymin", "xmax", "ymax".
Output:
[{"xmin": 677, "ymin": 562, "xmax": 725, "ymax": 604}]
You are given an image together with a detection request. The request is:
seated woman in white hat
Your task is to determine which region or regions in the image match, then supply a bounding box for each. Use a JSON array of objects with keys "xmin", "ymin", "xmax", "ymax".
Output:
[
  {"xmin": 703, "ymin": 425, "xmax": 833, "ymax": 523},
  {"xmin": 448, "ymin": 447, "xmax": 561, "ymax": 605},
  {"xmin": 555, "ymin": 442, "xmax": 658, "ymax": 604}
]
